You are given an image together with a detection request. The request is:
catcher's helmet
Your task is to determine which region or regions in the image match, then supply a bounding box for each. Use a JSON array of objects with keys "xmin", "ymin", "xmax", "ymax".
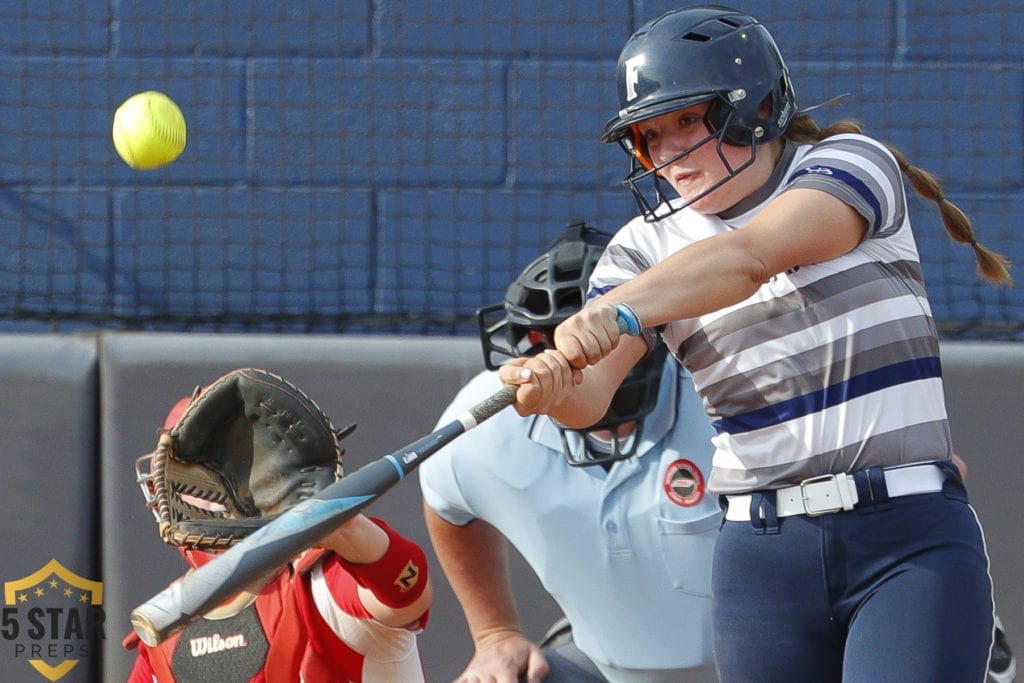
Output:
[
  {"xmin": 477, "ymin": 220, "xmax": 671, "ymax": 467},
  {"xmin": 477, "ymin": 219, "xmax": 611, "ymax": 370},
  {"xmin": 603, "ymin": 5, "xmax": 796, "ymax": 220}
]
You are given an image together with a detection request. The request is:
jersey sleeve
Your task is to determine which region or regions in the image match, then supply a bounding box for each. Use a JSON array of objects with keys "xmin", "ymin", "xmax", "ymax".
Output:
[
  {"xmin": 127, "ymin": 652, "xmax": 156, "ymax": 683},
  {"xmin": 784, "ymin": 134, "xmax": 907, "ymax": 240},
  {"xmin": 587, "ymin": 218, "xmax": 656, "ymax": 301},
  {"xmin": 585, "ymin": 218, "xmax": 665, "ymax": 347},
  {"xmin": 307, "ymin": 560, "xmax": 422, "ymax": 657},
  {"xmin": 418, "ymin": 449, "xmax": 475, "ymax": 526}
]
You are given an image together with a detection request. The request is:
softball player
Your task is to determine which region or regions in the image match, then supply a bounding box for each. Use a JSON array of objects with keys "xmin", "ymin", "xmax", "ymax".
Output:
[
  {"xmin": 420, "ymin": 222, "xmax": 720, "ymax": 682},
  {"xmin": 499, "ymin": 6, "xmax": 1011, "ymax": 682},
  {"xmin": 126, "ymin": 377, "xmax": 432, "ymax": 682}
]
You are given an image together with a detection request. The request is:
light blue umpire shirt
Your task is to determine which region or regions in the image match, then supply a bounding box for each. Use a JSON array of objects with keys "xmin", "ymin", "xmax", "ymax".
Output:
[{"xmin": 420, "ymin": 359, "xmax": 721, "ymax": 683}]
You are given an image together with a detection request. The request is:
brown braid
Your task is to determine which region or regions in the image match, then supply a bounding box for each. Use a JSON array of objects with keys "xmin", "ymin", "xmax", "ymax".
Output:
[{"xmin": 784, "ymin": 114, "xmax": 1013, "ymax": 287}]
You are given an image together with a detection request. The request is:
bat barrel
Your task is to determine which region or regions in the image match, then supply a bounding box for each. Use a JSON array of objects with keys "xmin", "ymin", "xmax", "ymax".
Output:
[
  {"xmin": 131, "ymin": 586, "xmax": 185, "ymax": 646},
  {"xmin": 130, "ymin": 457, "xmax": 407, "ymax": 644}
]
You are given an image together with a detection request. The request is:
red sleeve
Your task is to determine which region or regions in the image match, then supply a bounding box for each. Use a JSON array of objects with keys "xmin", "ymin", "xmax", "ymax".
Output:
[
  {"xmin": 318, "ymin": 556, "xmax": 373, "ymax": 618},
  {"xmin": 127, "ymin": 651, "xmax": 156, "ymax": 683}
]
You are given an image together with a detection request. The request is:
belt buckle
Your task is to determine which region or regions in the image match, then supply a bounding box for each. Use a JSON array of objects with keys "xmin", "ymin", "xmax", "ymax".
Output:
[{"xmin": 799, "ymin": 474, "xmax": 856, "ymax": 516}]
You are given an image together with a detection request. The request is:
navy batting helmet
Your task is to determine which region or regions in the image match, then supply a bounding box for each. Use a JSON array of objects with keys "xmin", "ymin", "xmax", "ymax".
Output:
[{"xmin": 604, "ymin": 5, "xmax": 796, "ymax": 220}]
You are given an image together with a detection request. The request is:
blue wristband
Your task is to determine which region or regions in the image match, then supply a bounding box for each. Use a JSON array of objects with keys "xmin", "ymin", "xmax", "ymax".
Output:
[{"xmin": 614, "ymin": 303, "xmax": 642, "ymax": 336}]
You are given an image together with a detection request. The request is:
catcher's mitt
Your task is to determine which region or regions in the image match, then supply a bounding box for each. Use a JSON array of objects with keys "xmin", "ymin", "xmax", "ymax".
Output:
[{"xmin": 135, "ymin": 368, "xmax": 356, "ymax": 550}]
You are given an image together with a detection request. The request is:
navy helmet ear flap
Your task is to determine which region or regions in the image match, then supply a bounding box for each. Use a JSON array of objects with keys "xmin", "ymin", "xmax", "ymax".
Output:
[
  {"xmin": 705, "ymin": 71, "xmax": 796, "ymax": 147},
  {"xmin": 705, "ymin": 97, "xmax": 744, "ymax": 145},
  {"xmin": 705, "ymin": 93, "xmax": 768, "ymax": 146}
]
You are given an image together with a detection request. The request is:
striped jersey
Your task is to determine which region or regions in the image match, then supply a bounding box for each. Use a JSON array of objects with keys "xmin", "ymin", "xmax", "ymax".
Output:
[{"xmin": 590, "ymin": 134, "xmax": 952, "ymax": 494}]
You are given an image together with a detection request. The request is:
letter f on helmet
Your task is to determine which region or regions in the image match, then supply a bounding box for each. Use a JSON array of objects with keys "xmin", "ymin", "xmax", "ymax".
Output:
[{"xmin": 625, "ymin": 54, "xmax": 645, "ymax": 102}]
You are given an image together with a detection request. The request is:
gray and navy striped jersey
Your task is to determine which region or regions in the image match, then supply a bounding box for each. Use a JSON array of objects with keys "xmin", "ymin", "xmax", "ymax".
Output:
[{"xmin": 590, "ymin": 134, "xmax": 951, "ymax": 494}]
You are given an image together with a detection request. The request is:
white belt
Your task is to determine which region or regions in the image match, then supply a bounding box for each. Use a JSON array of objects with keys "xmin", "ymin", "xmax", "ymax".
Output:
[{"xmin": 724, "ymin": 463, "xmax": 947, "ymax": 522}]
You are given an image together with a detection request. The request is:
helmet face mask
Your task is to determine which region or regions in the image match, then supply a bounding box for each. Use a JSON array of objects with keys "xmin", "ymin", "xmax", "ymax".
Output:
[
  {"xmin": 477, "ymin": 303, "xmax": 557, "ymax": 370},
  {"xmin": 604, "ymin": 5, "xmax": 796, "ymax": 221},
  {"xmin": 619, "ymin": 105, "xmax": 759, "ymax": 222},
  {"xmin": 559, "ymin": 425, "xmax": 643, "ymax": 469}
]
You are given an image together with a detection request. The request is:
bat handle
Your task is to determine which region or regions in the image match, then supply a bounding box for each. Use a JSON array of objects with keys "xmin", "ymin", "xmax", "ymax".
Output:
[{"xmin": 468, "ymin": 384, "xmax": 517, "ymax": 424}]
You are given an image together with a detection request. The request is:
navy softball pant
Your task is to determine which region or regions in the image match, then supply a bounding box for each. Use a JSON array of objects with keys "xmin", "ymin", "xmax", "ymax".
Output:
[{"xmin": 712, "ymin": 469, "xmax": 994, "ymax": 682}]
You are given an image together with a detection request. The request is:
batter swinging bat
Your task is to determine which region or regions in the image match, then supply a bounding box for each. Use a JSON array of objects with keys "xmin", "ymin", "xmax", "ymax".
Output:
[{"xmin": 130, "ymin": 383, "xmax": 517, "ymax": 646}]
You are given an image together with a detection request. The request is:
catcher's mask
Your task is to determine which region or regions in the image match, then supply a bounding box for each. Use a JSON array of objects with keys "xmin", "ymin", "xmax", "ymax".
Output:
[
  {"xmin": 135, "ymin": 368, "xmax": 356, "ymax": 550},
  {"xmin": 559, "ymin": 343, "xmax": 669, "ymax": 467},
  {"xmin": 477, "ymin": 219, "xmax": 612, "ymax": 370},
  {"xmin": 477, "ymin": 220, "xmax": 670, "ymax": 467},
  {"xmin": 603, "ymin": 5, "xmax": 796, "ymax": 221}
]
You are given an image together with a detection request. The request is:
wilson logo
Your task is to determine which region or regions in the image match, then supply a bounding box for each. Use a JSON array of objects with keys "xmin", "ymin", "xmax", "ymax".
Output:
[{"xmin": 189, "ymin": 632, "xmax": 247, "ymax": 657}]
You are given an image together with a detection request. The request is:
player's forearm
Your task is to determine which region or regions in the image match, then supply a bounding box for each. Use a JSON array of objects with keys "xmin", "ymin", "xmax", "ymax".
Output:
[
  {"xmin": 543, "ymin": 335, "xmax": 646, "ymax": 429},
  {"xmin": 543, "ymin": 356, "xmax": 626, "ymax": 428},
  {"xmin": 423, "ymin": 506, "xmax": 524, "ymax": 640},
  {"xmin": 603, "ymin": 192, "xmax": 868, "ymax": 328},
  {"xmin": 324, "ymin": 517, "xmax": 432, "ymax": 627},
  {"xmin": 601, "ymin": 232, "xmax": 767, "ymax": 328},
  {"xmin": 319, "ymin": 514, "xmax": 390, "ymax": 563}
]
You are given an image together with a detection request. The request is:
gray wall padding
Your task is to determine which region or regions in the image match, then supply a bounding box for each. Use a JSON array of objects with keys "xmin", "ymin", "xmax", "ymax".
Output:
[
  {"xmin": 940, "ymin": 342, "xmax": 1024, "ymax": 652},
  {"xmin": 0, "ymin": 334, "xmax": 99, "ymax": 683}
]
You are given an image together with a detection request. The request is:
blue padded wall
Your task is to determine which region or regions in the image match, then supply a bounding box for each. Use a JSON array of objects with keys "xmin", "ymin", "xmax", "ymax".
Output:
[{"xmin": 0, "ymin": 2, "xmax": 1020, "ymax": 336}]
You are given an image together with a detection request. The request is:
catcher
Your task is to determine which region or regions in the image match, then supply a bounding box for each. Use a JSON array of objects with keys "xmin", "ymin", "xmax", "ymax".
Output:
[{"xmin": 123, "ymin": 368, "xmax": 432, "ymax": 682}]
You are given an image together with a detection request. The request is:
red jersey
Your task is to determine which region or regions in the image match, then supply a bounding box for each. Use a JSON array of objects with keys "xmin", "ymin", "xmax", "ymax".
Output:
[{"xmin": 125, "ymin": 540, "xmax": 427, "ymax": 681}]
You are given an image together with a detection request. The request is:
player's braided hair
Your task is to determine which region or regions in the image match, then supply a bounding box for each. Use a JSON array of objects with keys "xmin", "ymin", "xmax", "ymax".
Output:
[{"xmin": 784, "ymin": 114, "xmax": 1012, "ymax": 287}]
